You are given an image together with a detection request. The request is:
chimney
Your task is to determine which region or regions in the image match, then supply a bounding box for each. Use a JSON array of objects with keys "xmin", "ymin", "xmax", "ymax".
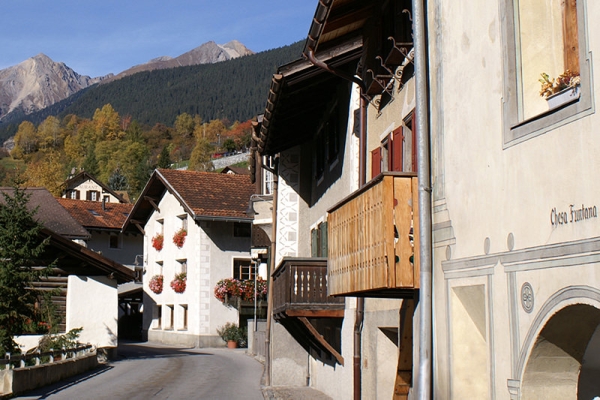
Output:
[{"xmin": 102, "ymin": 197, "xmax": 106, "ymax": 211}]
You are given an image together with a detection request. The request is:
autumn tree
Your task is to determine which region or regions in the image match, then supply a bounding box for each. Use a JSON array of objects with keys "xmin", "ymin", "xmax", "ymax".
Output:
[
  {"xmin": 174, "ymin": 113, "xmax": 195, "ymax": 138},
  {"xmin": 37, "ymin": 116, "xmax": 61, "ymax": 150},
  {"xmin": 13, "ymin": 121, "xmax": 38, "ymax": 157},
  {"xmin": 188, "ymin": 138, "xmax": 215, "ymax": 172},
  {"xmin": 0, "ymin": 185, "xmax": 54, "ymax": 356},
  {"xmin": 25, "ymin": 151, "xmax": 65, "ymax": 196},
  {"xmin": 93, "ymin": 104, "xmax": 123, "ymax": 141}
]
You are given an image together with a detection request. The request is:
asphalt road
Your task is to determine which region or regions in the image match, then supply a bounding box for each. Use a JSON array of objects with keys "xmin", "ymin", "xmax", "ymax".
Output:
[{"xmin": 14, "ymin": 341, "xmax": 265, "ymax": 400}]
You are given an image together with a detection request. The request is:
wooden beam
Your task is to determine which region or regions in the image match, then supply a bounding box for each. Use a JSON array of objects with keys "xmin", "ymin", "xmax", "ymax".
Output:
[
  {"xmin": 285, "ymin": 309, "xmax": 345, "ymax": 318},
  {"xmin": 393, "ymin": 299, "xmax": 415, "ymax": 399},
  {"xmin": 144, "ymin": 196, "xmax": 160, "ymax": 213},
  {"xmin": 130, "ymin": 220, "xmax": 145, "ymax": 235},
  {"xmin": 298, "ymin": 317, "xmax": 344, "ymax": 366}
]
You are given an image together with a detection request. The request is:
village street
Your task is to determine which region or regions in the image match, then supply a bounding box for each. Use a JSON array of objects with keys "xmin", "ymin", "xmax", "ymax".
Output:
[{"xmin": 13, "ymin": 342, "xmax": 265, "ymax": 400}]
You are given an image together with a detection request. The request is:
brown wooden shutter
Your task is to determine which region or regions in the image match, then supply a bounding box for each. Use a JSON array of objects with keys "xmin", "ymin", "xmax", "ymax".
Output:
[
  {"xmin": 391, "ymin": 127, "xmax": 404, "ymax": 171},
  {"xmin": 562, "ymin": 0, "xmax": 579, "ymax": 74},
  {"xmin": 75, "ymin": 190, "xmax": 80, "ymax": 200},
  {"xmin": 371, "ymin": 147, "xmax": 382, "ymax": 178}
]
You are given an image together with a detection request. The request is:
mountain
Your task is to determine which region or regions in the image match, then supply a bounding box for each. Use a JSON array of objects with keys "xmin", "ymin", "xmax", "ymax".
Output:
[
  {"xmin": 0, "ymin": 40, "xmax": 253, "ymax": 124},
  {"xmin": 0, "ymin": 53, "xmax": 111, "ymax": 122},
  {"xmin": 108, "ymin": 40, "xmax": 254, "ymax": 81},
  {"xmin": 0, "ymin": 40, "xmax": 304, "ymax": 141}
]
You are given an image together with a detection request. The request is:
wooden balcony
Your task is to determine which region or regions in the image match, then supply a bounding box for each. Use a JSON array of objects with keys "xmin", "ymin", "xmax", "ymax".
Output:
[
  {"xmin": 272, "ymin": 257, "xmax": 345, "ymax": 365},
  {"xmin": 327, "ymin": 172, "xmax": 419, "ymax": 297},
  {"xmin": 272, "ymin": 258, "xmax": 345, "ymax": 319}
]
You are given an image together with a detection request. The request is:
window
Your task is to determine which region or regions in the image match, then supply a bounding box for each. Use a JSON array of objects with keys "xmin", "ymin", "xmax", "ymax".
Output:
[
  {"xmin": 86, "ymin": 190, "xmax": 100, "ymax": 201},
  {"xmin": 156, "ymin": 305, "xmax": 162, "ymax": 328},
  {"xmin": 103, "ymin": 195, "xmax": 110, "ymax": 203},
  {"xmin": 166, "ymin": 305, "xmax": 174, "ymax": 329},
  {"xmin": 263, "ymin": 156, "xmax": 275, "ymax": 195},
  {"xmin": 178, "ymin": 259, "xmax": 187, "ymax": 275},
  {"xmin": 315, "ymin": 104, "xmax": 340, "ymax": 179},
  {"xmin": 178, "ymin": 214, "xmax": 188, "ymax": 231},
  {"xmin": 233, "ymin": 259, "xmax": 255, "ymax": 281},
  {"xmin": 181, "ymin": 305, "xmax": 188, "ymax": 330},
  {"xmin": 370, "ymin": 113, "xmax": 415, "ymax": 179},
  {"xmin": 69, "ymin": 190, "xmax": 80, "ymax": 200},
  {"xmin": 502, "ymin": 0, "xmax": 591, "ymax": 146},
  {"xmin": 234, "ymin": 222, "xmax": 251, "ymax": 237},
  {"xmin": 109, "ymin": 233, "xmax": 120, "ymax": 249},
  {"xmin": 311, "ymin": 221, "xmax": 328, "ymax": 258}
]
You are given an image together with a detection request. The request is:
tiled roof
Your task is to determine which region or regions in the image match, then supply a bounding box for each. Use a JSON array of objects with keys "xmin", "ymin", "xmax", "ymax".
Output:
[
  {"xmin": 0, "ymin": 187, "xmax": 90, "ymax": 239},
  {"xmin": 221, "ymin": 166, "xmax": 251, "ymax": 175},
  {"xmin": 57, "ymin": 198, "xmax": 133, "ymax": 230},
  {"xmin": 158, "ymin": 169, "xmax": 255, "ymax": 219}
]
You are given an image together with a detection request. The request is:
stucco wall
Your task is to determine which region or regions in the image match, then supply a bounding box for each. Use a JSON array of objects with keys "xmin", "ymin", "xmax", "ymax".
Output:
[
  {"xmin": 67, "ymin": 275, "xmax": 118, "ymax": 348},
  {"xmin": 429, "ymin": 0, "xmax": 600, "ymax": 397},
  {"xmin": 87, "ymin": 231, "xmax": 143, "ymax": 267},
  {"xmin": 143, "ymin": 189, "xmax": 251, "ymax": 347}
]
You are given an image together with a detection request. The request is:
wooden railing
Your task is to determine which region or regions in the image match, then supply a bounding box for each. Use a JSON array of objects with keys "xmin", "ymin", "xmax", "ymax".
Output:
[
  {"xmin": 327, "ymin": 173, "xmax": 419, "ymax": 297},
  {"xmin": 272, "ymin": 258, "xmax": 345, "ymax": 318}
]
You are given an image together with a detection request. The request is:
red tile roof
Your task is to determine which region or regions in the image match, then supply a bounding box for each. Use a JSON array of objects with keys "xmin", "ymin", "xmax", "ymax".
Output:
[
  {"xmin": 157, "ymin": 169, "xmax": 255, "ymax": 219},
  {"xmin": 57, "ymin": 198, "xmax": 133, "ymax": 230}
]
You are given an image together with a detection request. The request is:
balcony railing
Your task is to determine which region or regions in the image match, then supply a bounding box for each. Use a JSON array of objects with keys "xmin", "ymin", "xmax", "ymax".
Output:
[
  {"xmin": 327, "ymin": 172, "xmax": 419, "ymax": 297},
  {"xmin": 272, "ymin": 258, "xmax": 345, "ymax": 319}
]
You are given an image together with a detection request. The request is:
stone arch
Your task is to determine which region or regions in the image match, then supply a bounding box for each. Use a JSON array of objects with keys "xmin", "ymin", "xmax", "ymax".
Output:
[{"xmin": 519, "ymin": 288, "xmax": 600, "ymax": 400}]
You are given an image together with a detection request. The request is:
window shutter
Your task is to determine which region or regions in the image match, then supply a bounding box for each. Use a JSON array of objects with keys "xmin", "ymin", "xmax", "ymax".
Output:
[
  {"xmin": 320, "ymin": 221, "xmax": 328, "ymax": 258},
  {"xmin": 311, "ymin": 228, "xmax": 319, "ymax": 257},
  {"xmin": 371, "ymin": 148, "xmax": 382, "ymax": 178},
  {"xmin": 391, "ymin": 127, "xmax": 404, "ymax": 171},
  {"xmin": 411, "ymin": 114, "xmax": 418, "ymax": 172},
  {"xmin": 75, "ymin": 190, "xmax": 80, "ymax": 200}
]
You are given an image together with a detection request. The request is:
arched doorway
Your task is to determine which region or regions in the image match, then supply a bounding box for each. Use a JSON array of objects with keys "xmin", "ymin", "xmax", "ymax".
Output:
[{"xmin": 521, "ymin": 304, "xmax": 600, "ymax": 399}]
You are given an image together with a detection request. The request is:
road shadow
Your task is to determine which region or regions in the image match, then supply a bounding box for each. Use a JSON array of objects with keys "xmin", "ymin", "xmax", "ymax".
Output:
[
  {"xmin": 116, "ymin": 340, "xmax": 215, "ymax": 361},
  {"xmin": 13, "ymin": 364, "xmax": 114, "ymax": 399}
]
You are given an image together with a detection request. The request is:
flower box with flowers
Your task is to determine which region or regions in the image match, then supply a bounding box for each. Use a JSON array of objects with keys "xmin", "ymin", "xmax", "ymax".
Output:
[
  {"xmin": 214, "ymin": 278, "xmax": 268, "ymax": 308},
  {"xmin": 171, "ymin": 272, "xmax": 186, "ymax": 293},
  {"xmin": 173, "ymin": 228, "xmax": 187, "ymax": 249},
  {"xmin": 152, "ymin": 234, "xmax": 164, "ymax": 251},
  {"xmin": 539, "ymin": 70, "xmax": 581, "ymax": 109},
  {"xmin": 149, "ymin": 274, "xmax": 164, "ymax": 294}
]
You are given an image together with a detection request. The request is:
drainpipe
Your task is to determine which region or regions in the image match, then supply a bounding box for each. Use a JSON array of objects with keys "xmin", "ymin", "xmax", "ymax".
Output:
[
  {"xmin": 264, "ymin": 156, "xmax": 278, "ymax": 387},
  {"xmin": 306, "ymin": 46, "xmax": 367, "ymax": 400},
  {"xmin": 413, "ymin": 0, "xmax": 433, "ymax": 397}
]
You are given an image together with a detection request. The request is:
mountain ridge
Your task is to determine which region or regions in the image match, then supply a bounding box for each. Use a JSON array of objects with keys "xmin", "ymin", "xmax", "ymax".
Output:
[{"xmin": 0, "ymin": 40, "xmax": 254, "ymax": 123}]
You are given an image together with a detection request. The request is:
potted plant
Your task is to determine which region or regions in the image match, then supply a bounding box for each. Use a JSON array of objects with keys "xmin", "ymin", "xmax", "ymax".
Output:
[
  {"xmin": 539, "ymin": 70, "xmax": 581, "ymax": 108},
  {"xmin": 149, "ymin": 274, "xmax": 164, "ymax": 294},
  {"xmin": 151, "ymin": 233, "xmax": 164, "ymax": 251},
  {"xmin": 173, "ymin": 228, "xmax": 187, "ymax": 248},
  {"xmin": 217, "ymin": 322, "xmax": 241, "ymax": 348},
  {"xmin": 170, "ymin": 272, "xmax": 186, "ymax": 293}
]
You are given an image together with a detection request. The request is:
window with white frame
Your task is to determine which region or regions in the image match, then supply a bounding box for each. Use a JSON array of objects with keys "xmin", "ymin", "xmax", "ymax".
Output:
[{"xmin": 262, "ymin": 156, "xmax": 275, "ymax": 195}]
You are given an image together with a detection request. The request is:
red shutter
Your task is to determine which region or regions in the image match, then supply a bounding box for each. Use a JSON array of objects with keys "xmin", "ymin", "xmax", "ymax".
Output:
[
  {"xmin": 391, "ymin": 127, "xmax": 404, "ymax": 171},
  {"xmin": 371, "ymin": 148, "xmax": 382, "ymax": 178},
  {"xmin": 411, "ymin": 113, "xmax": 417, "ymax": 172}
]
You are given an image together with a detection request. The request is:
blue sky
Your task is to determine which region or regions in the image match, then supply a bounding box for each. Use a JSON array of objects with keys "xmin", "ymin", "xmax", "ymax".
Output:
[{"xmin": 1, "ymin": 1, "xmax": 317, "ymax": 77}]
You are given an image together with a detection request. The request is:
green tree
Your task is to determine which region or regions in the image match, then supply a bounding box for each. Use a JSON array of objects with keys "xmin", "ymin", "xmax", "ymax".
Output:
[
  {"xmin": 157, "ymin": 145, "xmax": 171, "ymax": 169},
  {"xmin": 108, "ymin": 167, "xmax": 129, "ymax": 191},
  {"xmin": 82, "ymin": 143, "xmax": 99, "ymax": 177},
  {"xmin": 0, "ymin": 185, "xmax": 54, "ymax": 356}
]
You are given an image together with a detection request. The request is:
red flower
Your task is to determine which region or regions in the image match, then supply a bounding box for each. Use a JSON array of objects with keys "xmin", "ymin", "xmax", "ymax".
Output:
[
  {"xmin": 173, "ymin": 229, "xmax": 187, "ymax": 249},
  {"xmin": 171, "ymin": 273, "xmax": 186, "ymax": 293},
  {"xmin": 152, "ymin": 234, "xmax": 164, "ymax": 251},
  {"xmin": 149, "ymin": 275, "xmax": 164, "ymax": 294}
]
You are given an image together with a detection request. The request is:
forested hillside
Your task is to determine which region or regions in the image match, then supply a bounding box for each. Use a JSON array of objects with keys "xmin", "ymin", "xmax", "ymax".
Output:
[{"xmin": 0, "ymin": 41, "xmax": 303, "ymax": 141}]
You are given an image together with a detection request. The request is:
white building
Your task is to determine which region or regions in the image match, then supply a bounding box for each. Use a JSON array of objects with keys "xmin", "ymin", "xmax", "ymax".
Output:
[{"xmin": 123, "ymin": 169, "xmax": 256, "ymax": 347}]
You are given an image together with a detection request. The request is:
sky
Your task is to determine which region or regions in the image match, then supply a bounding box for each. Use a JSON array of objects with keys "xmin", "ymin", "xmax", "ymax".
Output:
[{"xmin": 1, "ymin": 1, "xmax": 317, "ymax": 78}]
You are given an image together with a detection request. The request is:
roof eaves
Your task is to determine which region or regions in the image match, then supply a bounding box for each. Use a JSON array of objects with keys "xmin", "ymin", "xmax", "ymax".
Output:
[{"xmin": 155, "ymin": 169, "xmax": 196, "ymax": 219}]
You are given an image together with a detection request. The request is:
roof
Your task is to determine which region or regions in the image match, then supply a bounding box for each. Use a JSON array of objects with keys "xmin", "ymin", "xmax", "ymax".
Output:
[
  {"xmin": 124, "ymin": 169, "xmax": 255, "ymax": 233},
  {"xmin": 41, "ymin": 227, "xmax": 136, "ymax": 283},
  {"xmin": 0, "ymin": 187, "xmax": 90, "ymax": 240},
  {"xmin": 57, "ymin": 198, "xmax": 133, "ymax": 231},
  {"xmin": 221, "ymin": 166, "xmax": 251, "ymax": 175},
  {"xmin": 61, "ymin": 171, "xmax": 128, "ymax": 203}
]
